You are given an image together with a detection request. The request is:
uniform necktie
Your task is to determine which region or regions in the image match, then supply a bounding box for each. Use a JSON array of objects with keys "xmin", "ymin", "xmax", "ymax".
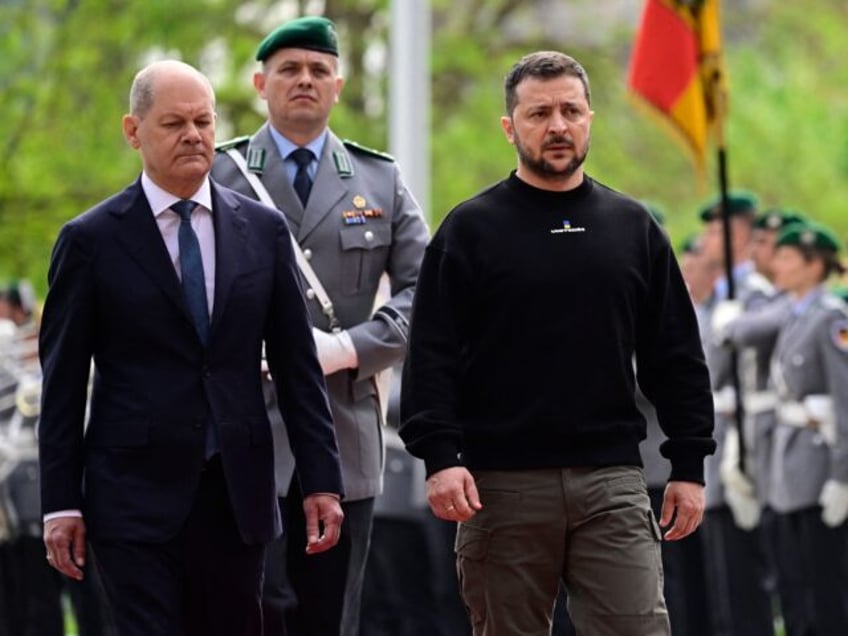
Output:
[
  {"xmin": 290, "ymin": 147, "xmax": 314, "ymax": 206},
  {"xmin": 172, "ymin": 200, "xmax": 209, "ymax": 346}
]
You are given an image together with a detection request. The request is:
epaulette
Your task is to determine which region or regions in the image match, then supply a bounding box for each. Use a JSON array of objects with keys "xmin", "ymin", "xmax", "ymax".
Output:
[
  {"xmin": 821, "ymin": 293, "xmax": 848, "ymax": 316},
  {"xmin": 342, "ymin": 139, "xmax": 394, "ymax": 162},
  {"xmin": 215, "ymin": 135, "xmax": 250, "ymax": 152}
]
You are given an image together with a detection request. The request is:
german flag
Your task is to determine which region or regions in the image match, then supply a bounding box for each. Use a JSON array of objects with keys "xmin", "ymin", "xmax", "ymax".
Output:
[{"xmin": 628, "ymin": 0, "xmax": 725, "ymax": 169}]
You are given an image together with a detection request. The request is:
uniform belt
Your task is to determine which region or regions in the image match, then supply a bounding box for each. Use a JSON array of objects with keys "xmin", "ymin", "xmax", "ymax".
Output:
[
  {"xmin": 776, "ymin": 395, "xmax": 836, "ymax": 446},
  {"xmin": 745, "ymin": 391, "xmax": 777, "ymax": 415},
  {"xmin": 776, "ymin": 401, "xmax": 808, "ymax": 427},
  {"xmin": 712, "ymin": 389, "xmax": 777, "ymax": 416}
]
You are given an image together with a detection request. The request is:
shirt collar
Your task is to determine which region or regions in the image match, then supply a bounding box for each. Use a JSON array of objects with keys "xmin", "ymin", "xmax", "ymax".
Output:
[
  {"xmin": 269, "ymin": 126, "xmax": 327, "ymax": 163},
  {"xmin": 714, "ymin": 260, "xmax": 755, "ymax": 301},
  {"xmin": 141, "ymin": 172, "xmax": 213, "ymax": 218},
  {"xmin": 790, "ymin": 285, "xmax": 824, "ymax": 316}
]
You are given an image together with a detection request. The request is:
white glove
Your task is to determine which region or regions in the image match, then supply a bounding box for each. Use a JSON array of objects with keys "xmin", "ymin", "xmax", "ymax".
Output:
[
  {"xmin": 711, "ymin": 299, "xmax": 743, "ymax": 344},
  {"xmin": 312, "ymin": 328, "xmax": 358, "ymax": 376},
  {"xmin": 804, "ymin": 395, "xmax": 836, "ymax": 446},
  {"xmin": 713, "ymin": 385, "xmax": 737, "ymax": 416},
  {"xmin": 720, "ymin": 427, "xmax": 760, "ymax": 529},
  {"xmin": 819, "ymin": 480, "xmax": 848, "ymax": 528}
]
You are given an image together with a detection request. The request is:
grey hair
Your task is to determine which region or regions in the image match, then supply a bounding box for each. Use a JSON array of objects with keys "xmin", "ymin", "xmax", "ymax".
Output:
[{"xmin": 128, "ymin": 60, "xmax": 215, "ymax": 119}]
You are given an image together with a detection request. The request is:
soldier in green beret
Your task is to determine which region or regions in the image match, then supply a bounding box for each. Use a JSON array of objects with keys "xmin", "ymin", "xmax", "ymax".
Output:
[
  {"xmin": 751, "ymin": 208, "xmax": 807, "ymax": 283},
  {"xmin": 763, "ymin": 220, "xmax": 848, "ymax": 633},
  {"xmin": 697, "ymin": 190, "xmax": 780, "ymax": 635},
  {"xmin": 212, "ymin": 15, "xmax": 429, "ymax": 636}
]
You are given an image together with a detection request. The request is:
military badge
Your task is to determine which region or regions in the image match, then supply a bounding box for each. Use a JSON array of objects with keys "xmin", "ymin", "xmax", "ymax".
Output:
[
  {"xmin": 342, "ymin": 205, "xmax": 383, "ymax": 225},
  {"xmin": 832, "ymin": 319, "xmax": 848, "ymax": 352},
  {"xmin": 342, "ymin": 210, "xmax": 366, "ymax": 225},
  {"xmin": 353, "ymin": 195, "xmax": 367, "ymax": 209}
]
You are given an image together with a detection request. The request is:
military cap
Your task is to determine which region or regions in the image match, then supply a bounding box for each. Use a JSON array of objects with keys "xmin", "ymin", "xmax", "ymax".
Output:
[
  {"xmin": 698, "ymin": 190, "xmax": 758, "ymax": 223},
  {"xmin": 775, "ymin": 220, "xmax": 842, "ymax": 252},
  {"xmin": 832, "ymin": 286, "xmax": 848, "ymax": 303},
  {"xmin": 256, "ymin": 16, "xmax": 339, "ymax": 61},
  {"xmin": 678, "ymin": 233, "xmax": 702, "ymax": 255},
  {"xmin": 753, "ymin": 208, "xmax": 807, "ymax": 231}
]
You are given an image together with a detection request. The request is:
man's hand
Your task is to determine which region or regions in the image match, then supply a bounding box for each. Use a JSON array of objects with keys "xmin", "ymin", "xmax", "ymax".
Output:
[
  {"xmin": 44, "ymin": 516, "xmax": 86, "ymax": 580},
  {"xmin": 303, "ymin": 494, "xmax": 344, "ymax": 555},
  {"xmin": 426, "ymin": 466, "xmax": 482, "ymax": 522},
  {"xmin": 659, "ymin": 481, "xmax": 705, "ymax": 541}
]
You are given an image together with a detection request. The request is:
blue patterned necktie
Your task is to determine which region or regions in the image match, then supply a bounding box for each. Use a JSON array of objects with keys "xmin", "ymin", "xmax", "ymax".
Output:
[
  {"xmin": 172, "ymin": 200, "xmax": 209, "ymax": 346},
  {"xmin": 290, "ymin": 147, "xmax": 314, "ymax": 206}
]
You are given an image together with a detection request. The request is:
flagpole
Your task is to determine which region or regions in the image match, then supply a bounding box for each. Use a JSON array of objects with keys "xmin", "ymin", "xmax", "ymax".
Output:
[{"xmin": 713, "ymin": 73, "xmax": 747, "ymax": 475}]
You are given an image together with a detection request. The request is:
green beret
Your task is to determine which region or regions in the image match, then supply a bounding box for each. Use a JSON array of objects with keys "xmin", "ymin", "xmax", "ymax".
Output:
[
  {"xmin": 256, "ymin": 16, "xmax": 339, "ymax": 61},
  {"xmin": 776, "ymin": 220, "xmax": 842, "ymax": 252},
  {"xmin": 677, "ymin": 233, "xmax": 702, "ymax": 255},
  {"xmin": 831, "ymin": 286, "xmax": 848, "ymax": 303},
  {"xmin": 753, "ymin": 208, "xmax": 807, "ymax": 231},
  {"xmin": 698, "ymin": 190, "xmax": 758, "ymax": 223}
]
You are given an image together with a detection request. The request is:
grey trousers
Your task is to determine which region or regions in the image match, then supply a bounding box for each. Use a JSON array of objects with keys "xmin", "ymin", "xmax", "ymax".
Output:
[{"xmin": 455, "ymin": 466, "xmax": 670, "ymax": 636}]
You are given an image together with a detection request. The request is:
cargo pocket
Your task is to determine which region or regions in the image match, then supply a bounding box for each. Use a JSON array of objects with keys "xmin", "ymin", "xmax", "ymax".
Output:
[
  {"xmin": 647, "ymin": 509, "xmax": 665, "ymax": 592},
  {"xmin": 455, "ymin": 523, "xmax": 491, "ymax": 627}
]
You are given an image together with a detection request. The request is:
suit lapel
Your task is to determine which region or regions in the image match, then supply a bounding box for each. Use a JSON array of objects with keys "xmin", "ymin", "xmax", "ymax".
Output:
[
  {"xmin": 112, "ymin": 180, "xmax": 187, "ymax": 319},
  {"xmin": 298, "ymin": 133, "xmax": 348, "ymax": 242},
  {"xmin": 209, "ymin": 183, "xmax": 248, "ymax": 336}
]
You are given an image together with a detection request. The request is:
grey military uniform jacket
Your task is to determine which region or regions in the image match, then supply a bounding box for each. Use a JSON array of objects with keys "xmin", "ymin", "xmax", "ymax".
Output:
[
  {"xmin": 767, "ymin": 289, "xmax": 848, "ymax": 512},
  {"xmin": 703, "ymin": 266, "xmax": 774, "ymax": 509},
  {"xmin": 722, "ymin": 293, "xmax": 793, "ymax": 505},
  {"xmin": 212, "ymin": 125, "xmax": 429, "ymax": 501}
]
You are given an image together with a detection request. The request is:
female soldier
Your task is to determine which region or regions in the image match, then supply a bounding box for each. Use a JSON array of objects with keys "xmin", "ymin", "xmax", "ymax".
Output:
[{"xmin": 766, "ymin": 221, "xmax": 848, "ymax": 635}]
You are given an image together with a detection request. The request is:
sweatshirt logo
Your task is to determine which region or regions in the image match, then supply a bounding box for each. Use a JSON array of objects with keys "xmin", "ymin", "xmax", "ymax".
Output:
[{"xmin": 550, "ymin": 219, "xmax": 586, "ymax": 234}]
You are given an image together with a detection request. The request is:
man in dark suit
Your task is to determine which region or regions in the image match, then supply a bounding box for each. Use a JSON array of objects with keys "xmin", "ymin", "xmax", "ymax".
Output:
[{"xmin": 38, "ymin": 60, "xmax": 344, "ymax": 636}]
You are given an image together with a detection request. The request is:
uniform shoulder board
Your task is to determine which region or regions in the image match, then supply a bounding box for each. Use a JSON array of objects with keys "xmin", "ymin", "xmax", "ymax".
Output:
[
  {"xmin": 215, "ymin": 135, "xmax": 250, "ymax": 152},
  {"xmin": 821, "ymin": 293, "xmax": 848, "ymax": 314},
  {"xmin": 342, "ymin": 139, "xmax": 395, "ymax": 162}
]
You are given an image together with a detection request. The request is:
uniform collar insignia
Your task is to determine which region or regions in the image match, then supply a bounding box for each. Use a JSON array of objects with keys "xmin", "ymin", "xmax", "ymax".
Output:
[
  {"xmin": 333, "ymin": 150, "xmax": 354, "ymax": 177},
  {"xmin": 246, "ymin": 147, "xmax": 266, "ymax": 173}
]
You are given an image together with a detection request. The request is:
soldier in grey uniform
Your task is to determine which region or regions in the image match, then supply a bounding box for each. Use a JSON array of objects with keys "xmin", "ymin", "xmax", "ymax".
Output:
[
  {"xmin": 211, "ymin": 16, "xmax": 428, "ymax": 636},
  {"xmin": 697, "ymin": 193, "xmax": 777, "ymax": 636},
  {"xmin": 712, "ymin": 209, "xmax": 807, "ymax": 610},
  {"xmin": 750, "ymin": 209, "xmax": 807, "ymax": 284},
  {"xmin": 761, "ymin": 221, "xmax": 848, "ymax": 634}
]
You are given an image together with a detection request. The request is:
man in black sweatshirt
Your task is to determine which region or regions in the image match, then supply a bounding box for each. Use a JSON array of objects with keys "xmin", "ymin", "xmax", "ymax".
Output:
[{"xmin": 399, "ymin": 51, "xmax": 715, "ymax": 635}]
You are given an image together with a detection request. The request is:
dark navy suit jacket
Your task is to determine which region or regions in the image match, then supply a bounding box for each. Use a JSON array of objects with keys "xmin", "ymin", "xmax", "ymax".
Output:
[{"xmin": 38, "ymin": 177, "xmax": 343, "ymax": 545}]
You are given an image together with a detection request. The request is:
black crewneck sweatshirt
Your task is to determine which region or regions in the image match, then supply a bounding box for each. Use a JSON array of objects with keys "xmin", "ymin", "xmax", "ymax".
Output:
[{"xmin": 400, "ymin": 173, "xmax": 715, "ymax": 482}]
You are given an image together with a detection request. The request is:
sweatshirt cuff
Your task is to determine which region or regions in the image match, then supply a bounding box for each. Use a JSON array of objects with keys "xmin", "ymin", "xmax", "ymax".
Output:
[
  {"xmin": 667, "ymin": 456, "xmax": 706, "ymax": 485},
  {"xmin": 411, "ymin": 437, "xmax": 464, "ymax": 479}
]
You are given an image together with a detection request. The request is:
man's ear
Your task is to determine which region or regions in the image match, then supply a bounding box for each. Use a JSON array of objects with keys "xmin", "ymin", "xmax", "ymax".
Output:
[
  {"xmin": 500, "ymin": 115, "xmax": 515, "ymax": 145},
  {"xmin": 122, "ymin": 114, "xmax": 141, "ymax": 149}
]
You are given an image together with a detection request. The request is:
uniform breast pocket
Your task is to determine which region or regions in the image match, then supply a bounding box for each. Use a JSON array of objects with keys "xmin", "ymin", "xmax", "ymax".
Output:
[{"xmin": 338, "ymin": 224, "xmax": 391, "ymax": 296}]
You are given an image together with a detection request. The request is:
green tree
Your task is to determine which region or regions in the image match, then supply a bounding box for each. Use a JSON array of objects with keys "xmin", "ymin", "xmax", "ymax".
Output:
[{"xmin": 2, "ymin": 0, "xmax": 848, "ymax": 294}]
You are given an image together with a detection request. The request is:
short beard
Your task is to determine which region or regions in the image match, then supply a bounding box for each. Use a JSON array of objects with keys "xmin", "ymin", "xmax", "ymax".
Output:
[{"xmin": 515, "ymin": 133, "xmax": 589, "ymax": 182}]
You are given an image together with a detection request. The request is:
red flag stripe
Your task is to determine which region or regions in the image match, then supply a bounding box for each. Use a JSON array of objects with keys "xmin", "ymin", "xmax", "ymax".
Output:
[{"xmin": 628, "ymin": 0, "xmax": 699, "ymax": 112}]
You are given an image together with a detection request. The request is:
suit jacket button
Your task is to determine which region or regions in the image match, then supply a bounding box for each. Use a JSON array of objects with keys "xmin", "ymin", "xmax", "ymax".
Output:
[
  {"xmin": 303, "ymin": 248, "xmax": 313, "ymax": 260},
  {"xmin": 364, "ymin": 230, "xmax": 374, "ymax": 241},
  {"xmin": 306, "ymin": 288, "xmax": 316, "ymax": 299}
]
